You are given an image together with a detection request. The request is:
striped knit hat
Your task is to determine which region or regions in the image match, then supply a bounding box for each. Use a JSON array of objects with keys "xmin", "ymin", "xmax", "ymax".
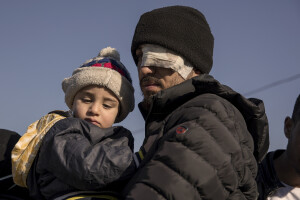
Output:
[{"xmin": 62, "ymin": 47, "xmax": 134, "ymax": 122}]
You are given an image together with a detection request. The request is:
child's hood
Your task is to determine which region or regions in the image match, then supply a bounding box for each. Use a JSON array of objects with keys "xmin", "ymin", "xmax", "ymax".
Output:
[{"xmin": 11, "ymin": 113, "xmax": 66, "ymax": 188}]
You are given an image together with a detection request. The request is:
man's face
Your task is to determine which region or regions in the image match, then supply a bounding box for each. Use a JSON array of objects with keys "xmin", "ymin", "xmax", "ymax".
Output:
[
  {"xmin": 136, "ymin": 48, "xmax": 185, "ymax": 100},
  {"xmin": 72, "ymin": 85, "xmax": 119, "ymax": 128},
  {"xmin": 285, "ymin": 118, "xmax": 300, "ymax": 172}
]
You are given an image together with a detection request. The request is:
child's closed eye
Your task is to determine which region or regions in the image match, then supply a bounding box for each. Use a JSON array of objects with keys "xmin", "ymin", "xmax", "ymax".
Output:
[
  {"xmin": 82, "ymin": 97, "xmax": 92, "ymax": 103},
  {"xmin": 103, "ymin": 104, "xmax": 112, "ymax": 109}
]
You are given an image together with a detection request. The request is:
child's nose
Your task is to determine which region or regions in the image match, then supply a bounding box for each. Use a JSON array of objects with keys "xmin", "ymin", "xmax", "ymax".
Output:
[
  {"xmin": 139, "ymin": 65, "xmax": 156, "ymax": 76},
  {"xmin": 89, "ymin": 103, "xmax": 101, "ymax": 115}
]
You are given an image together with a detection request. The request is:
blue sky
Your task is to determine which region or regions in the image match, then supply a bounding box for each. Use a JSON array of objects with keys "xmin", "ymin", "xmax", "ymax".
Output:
[{"xmin": 0, "ymin": 1, "xmax": 299, "ymax": 152}]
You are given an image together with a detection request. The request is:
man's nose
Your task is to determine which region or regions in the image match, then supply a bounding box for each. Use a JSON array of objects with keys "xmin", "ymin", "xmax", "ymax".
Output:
[{"xmin": 139, "ymin": 65, "xmax": 156, "ymax": 76}]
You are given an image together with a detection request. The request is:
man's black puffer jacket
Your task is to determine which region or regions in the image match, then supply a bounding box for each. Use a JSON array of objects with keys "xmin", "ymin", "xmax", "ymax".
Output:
[{"xmin": 123, "ymin": 74, "xmax": 269, "ymax": 200}]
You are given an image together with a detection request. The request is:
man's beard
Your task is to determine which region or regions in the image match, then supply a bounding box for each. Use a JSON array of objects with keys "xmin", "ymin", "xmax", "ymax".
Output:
[
  {"xmin": 140, "ymin": 76, "xmax": 163, "ymax": 97},
  {"xmin": 139, "ymin": 76, "xmax": 163, "ymax": 109},
  {"xmin": 139, "ymin": 74, "xmax": 185, "ymax": 109}
]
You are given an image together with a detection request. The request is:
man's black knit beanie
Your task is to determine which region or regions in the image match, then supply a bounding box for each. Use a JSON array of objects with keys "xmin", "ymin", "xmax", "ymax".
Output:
[{"xmin": 131, "ymin": 5, "xmax": 214, "ymax": 74}]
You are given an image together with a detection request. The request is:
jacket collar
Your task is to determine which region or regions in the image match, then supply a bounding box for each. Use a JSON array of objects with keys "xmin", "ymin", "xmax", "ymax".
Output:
[{"xmin": 138, "ymin": 75, "xmax": 197, "ymax": 121}]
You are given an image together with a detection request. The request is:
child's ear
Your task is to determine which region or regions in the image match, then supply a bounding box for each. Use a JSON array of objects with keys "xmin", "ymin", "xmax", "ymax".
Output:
[
  {"xmin": 68, "ymin": 110, "xmax": 74, "ymax": 117},
  {"xmin": 284, "ymin": 116, "xmax": 294, "ymax": 139}
]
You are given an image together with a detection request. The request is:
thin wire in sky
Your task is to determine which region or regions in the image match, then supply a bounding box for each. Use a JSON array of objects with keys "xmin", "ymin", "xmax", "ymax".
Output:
[{"xmin": 244, "ymin": 73, "xmax": 300, "ymax": 97}]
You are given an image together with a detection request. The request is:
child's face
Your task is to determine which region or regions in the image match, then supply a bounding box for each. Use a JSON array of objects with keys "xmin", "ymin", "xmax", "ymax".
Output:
[{"xmin": 72, "ymin": 85, "xmax": 119, "ymax": 128}]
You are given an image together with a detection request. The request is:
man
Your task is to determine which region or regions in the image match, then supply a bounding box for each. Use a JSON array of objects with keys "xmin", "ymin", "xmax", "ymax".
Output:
[
  {"xmin": 257, "ymin": 94, "xmax": 300, "ymax": 199},
  {"xmin": 123, "ymin": 5, "xmax": 269, "ymax": 200},
  {"xmin": 0, "ymin": 129, "xmax": 30, "ymax": 200}
]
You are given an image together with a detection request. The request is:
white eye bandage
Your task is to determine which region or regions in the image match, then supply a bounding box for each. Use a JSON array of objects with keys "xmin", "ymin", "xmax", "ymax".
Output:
[{"xmin": 141, "ymin": 44, "xmax": 193, "ymax": 80}]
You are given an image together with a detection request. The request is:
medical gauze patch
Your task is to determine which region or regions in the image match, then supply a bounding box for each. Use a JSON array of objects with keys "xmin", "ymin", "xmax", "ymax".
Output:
[{"xmin": 141, "ymin": 44, "xmax": 193, "ymax": 79}]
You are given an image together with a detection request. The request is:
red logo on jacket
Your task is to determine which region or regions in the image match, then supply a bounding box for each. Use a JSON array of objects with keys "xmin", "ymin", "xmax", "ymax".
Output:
[{"xmin": 176, "ymin": 126, "xmax": 188, "ymax": 134}]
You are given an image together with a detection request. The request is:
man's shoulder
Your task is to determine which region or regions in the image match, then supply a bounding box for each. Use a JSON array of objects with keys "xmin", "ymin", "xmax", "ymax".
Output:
[
  {"xmin": 259, "ymin": 150, "xmax": 285, "ymax": 178},
  {"xmin": 261, "ymin": 150, "xmax": 285, "ymax": 165},
  {"xmin": 257, "ymin": 149, "xmax": 285, "ymax": 199},
  {"xmin": 181, "ymin": 92, "xmax": 237, "ymax": 115}
]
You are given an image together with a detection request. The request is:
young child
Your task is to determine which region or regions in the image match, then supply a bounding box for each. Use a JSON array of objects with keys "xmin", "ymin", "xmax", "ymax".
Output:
[{"xmin": 11, "ymin": 47, "xmax": 136, "ymax": 200}]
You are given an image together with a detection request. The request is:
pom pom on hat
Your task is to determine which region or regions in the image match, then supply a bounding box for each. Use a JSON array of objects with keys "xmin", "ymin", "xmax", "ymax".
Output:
[
  {"xmin": 98, "ymin": 46, "xmax": 120, "ymax": 61},
  {"xmin": 62, "ymin": 47, "xmax": 135, "ymax": 123}
]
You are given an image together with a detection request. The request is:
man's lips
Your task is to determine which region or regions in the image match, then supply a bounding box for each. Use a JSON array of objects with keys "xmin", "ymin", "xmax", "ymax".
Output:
[
  {"xmin": 142, "ymin": 81, "xmax": 159, "ymax": 87},
  {"xmin": 140, "ymin": 76, "xmax": 162, "ymax": 90},
  {"xmin": 141, "ymin": 82, "xmax": 161, "ymax": 91}
]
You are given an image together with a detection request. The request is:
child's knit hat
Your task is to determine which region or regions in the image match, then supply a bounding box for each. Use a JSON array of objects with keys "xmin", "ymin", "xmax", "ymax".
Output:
[{"xmin": 62, "ymin": 47, "xmax": 134, "ymax": 123}]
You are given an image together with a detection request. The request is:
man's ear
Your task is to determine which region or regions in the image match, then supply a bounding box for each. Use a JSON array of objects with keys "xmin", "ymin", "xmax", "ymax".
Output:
[
  {"xmin": 284, "ymin": 116, "xmax": 294, "ymax": 139},
  {"xmin": 187, "ymin": 68, "xmax": 201, "ymax": 79},
  {"xmin": 194, "ymin": 69, "xmax": 201, "ymax": 75}
]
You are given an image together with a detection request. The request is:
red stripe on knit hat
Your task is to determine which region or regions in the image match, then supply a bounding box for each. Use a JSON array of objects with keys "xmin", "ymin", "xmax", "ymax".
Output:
[{"xmin": 91, "ymin": 63, "xmax": 125, "ymax": 76}]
